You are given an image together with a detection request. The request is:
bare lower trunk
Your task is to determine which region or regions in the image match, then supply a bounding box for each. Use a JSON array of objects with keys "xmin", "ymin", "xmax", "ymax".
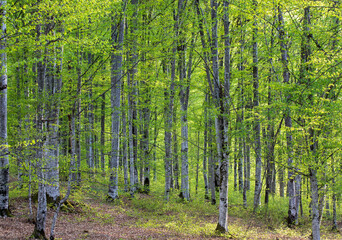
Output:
[
  {"xmin": 310, "ymin": 168, "xmax": 320, "ymax": 240},
  {"xmin": 101, "ymin": 93, "xmax": 105, "ymax": 170},
  {"xmin": 50, "ymin": 113, "xmax": 76, "ymax": 240},
  {"xmin": 203, "ymin": 96, "xmax": 209, "ymax": 199},
  {"xmin": 0, "ymin": 0, "xmax": 9, "ymax": 218},
  {"xmin": 108, "ymin": 11, "xmax": 124, "ymax": 200},
  {"xmin": 0, "ymin": 1, "xmax": 9, "ymax": 217},
  {"xmin": 252, "ymin": 0, "xmax": 261, "ymax": 212}
]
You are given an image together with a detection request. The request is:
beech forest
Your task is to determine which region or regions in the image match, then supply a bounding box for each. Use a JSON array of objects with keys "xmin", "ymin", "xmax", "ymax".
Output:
[{"xmin": 0, "ymin": 0, "xmax": 342, "ymax": 239}]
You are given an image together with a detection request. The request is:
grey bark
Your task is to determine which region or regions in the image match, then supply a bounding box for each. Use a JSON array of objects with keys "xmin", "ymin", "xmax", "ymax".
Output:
[
  {"xmin": 173, "ymin": 109, "xmax": 179, "ymax": 190},
  {"xmin": 265, "ymin": 14, "xmax": 276, "ymax": 205},
  {"xmin": 302, "ymin": 7, "xmax": 320, "ymax": 240},
  {"xmin": 0, "ymin": 0, "xmax": 9, "ymax": 217},
  {"xmin": 32, "ymin": 18, "xmax": 47, "ymax": 239},
  {"xmin": 215, "ymin": 0, "xmax": 230, "ymax": 232},
  {"xmin": 237, "ymin": 30, "xmax": 244, "ymax": 193},
  {"xmin": 164, "ymin": 59, "xmax": 175, "ymax": 200},
  {"xmin": 101, "ymin": 93, "xmax": 105, "ymax": 170},
  {"xmin": 233, "ymin": 137, "xmax": 237, "ymax": 191},
  {"xmin": 142, "ymin": 81, "xmax": 151, "ymax": 193},
  {"xmin": 45, "ymin": 30, "xmax": 62, "ymax": 202},
  {"xmin": 278, "ymin": 5, "xmax": 297, "ymax": 225},
  {"xmin": 252, "ymin": 0, "xmax": 262, "ymax": 212},
  {"xmin": 108, "ymin": 10, "xmax": 125, "ymax": 200},
  {"xmin": 121, "ymin": 91, "xmax": 129, "ymax": 192},
  {"xmin": 203, "ymin": 94, "xmax": 209, "ymax": 199},
  {"xmin": 208, "ymin": 112, "xmax": 216, "ymax": 205},
  {"xmin": 76, "ymin": 31, "xmax": 82, "ymax": 186},
  {"xmin": 332, "ymin": 161, "xmax": 337, "ymax": 230},
  {"xmin": 87, "ymin": 53, "xmax": 94, "ymax": 169},
  {"xmin": 50, "ymin": 113, "xmax": 76, "ymax": 240}
]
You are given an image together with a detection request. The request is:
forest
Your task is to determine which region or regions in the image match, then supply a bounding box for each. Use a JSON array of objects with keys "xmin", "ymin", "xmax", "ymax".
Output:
[{"xmin": 0, "ymin": 0, "xmax": 342, "ymax": 239}]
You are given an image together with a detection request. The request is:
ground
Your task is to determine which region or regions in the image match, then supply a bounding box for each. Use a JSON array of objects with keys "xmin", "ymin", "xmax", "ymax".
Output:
[{"xmin": 1, "ymin": 182, "xmax": 341, "ymax": 239}]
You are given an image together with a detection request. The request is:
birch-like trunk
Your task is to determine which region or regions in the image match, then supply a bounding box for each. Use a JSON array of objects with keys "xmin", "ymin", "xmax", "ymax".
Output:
[
  {"xmin": 0, "ymin": 0, "xmax": 9, "ymax": 217},
  {"xmin": 108, "ymin": 11, "xmax": 124, "ymax": 200}
]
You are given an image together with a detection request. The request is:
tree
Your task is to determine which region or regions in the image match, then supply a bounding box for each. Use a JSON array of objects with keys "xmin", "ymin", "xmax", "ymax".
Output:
[
  {"xmin": 0, "ymin": 0, "xmax": 9, "ymax": 218},
  {"xmin": 108, "ymin": 2, "xmax": 125, "ymax": 200}
]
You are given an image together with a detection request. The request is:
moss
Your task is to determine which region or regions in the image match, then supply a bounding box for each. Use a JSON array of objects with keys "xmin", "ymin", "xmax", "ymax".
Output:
[
  {"xmin": 29, "ymin": 228, "xmax": 47, "ymax": 240},
  {"xmin": 215, "ymin": 223, "xmax": 226, "ymax": 233},
  {"xmin": 0, "ymin": 208, "xmax": 13, "ymax": 217}
]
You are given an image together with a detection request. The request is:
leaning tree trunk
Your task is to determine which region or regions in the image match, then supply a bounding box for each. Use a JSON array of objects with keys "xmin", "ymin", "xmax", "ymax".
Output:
[
  {"xmin": 0, "ymin": 0, "xmax": 9, "ymax": 218},
  {"xmin": 108, "ymin": 9, "xmax": 124, "ymax": 200}
]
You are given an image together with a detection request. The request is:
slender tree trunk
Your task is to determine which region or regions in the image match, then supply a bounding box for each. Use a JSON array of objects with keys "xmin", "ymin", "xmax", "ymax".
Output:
[
  {"xmin": 87, "ymin": 54, "xmax": 94, "ymax": 169},
  {"xmin": 101, "ymin": 92, "xmax": 105, "ymax": 170},
  {"xmin": 332, "ymin": 158, "xmax": 337, "ymax": 230},
  {"xmin": 252, "ymin": 0, "xmax": 262, "ymax": 212},
  {"xmin": 164, "ymin": 60, "xmax": 174, "ymax": 200},
  {"xmin": 142, "ymin": 82, "xmax": 151, "ymax": 193},
  {"xmin": 108, "ymin": 10, "xmax": 124, "ymax": 200},
  {"xmin": 215, "ymin": 0, "xmax": 230, "ymax": 232},
  {"xmin": 121, "ymin": 91, "xmax": 129, "ymax": 192},
  {"xmin": 0, "ymin": 0, "xmax": 9, "ymax": 217},
  {"xmin": 32, "ymin": 18, "xmax": 47, "ymax": 239},
  {"xmin": 278, "ymin": 5, "xmax": 297, "ymax": 225},
  {"xmin": 208, "ymin": 110, "xmax": 216, "ymax": 205},
  {"xmin": 50, "ymin": 113, "xmax": 76, "ymax": 240},
  {"xmin": 45, "ymin": 27, "xmax": 62, "ymax": 202},
  {"xmin": 203, "ymin": 94, "xmax": 209, "ymax": 199},
  {"xmin": 76, "ymin": 30, "xmax": 82, "ymax": 186},
  {"xmin": 173, "ymin": 108, "xmax": 179, "ymax": 190}
]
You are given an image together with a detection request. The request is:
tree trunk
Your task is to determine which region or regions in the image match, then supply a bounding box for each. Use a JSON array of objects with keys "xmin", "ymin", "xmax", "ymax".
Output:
[
  {"xmin": 252, "ymin": 0, "xmax": 262, "ymax": 212},
  {"xmin": 278, "ymin": 5, "xmax": 297, "ymax": 225},
  {"xmin": 108, "ymin": 10, "xmax": 124, "ymax": 200},
  {"xmin": 121, "ymin": 91, "xmax": 129, "ymax": 192},
  {"xmin": 203, "ymin": 94, "xmax": 209, "ymax": 199},
  {"xmin": 32, "ymin": 18, "xmax": 47, "ymax": 239},
  {"xmin": 101, "ymin": 92, "xmax": 105, "ymax": 170},
  {"xmin": 142, "ymin": 82, "xmax": 151, "ymax": 193},
  {"xmin": 173, "ymin": 109, "xmax": 179, "ymax": 190},
  {"xmin": 215, "ymin": 0, "xmax": 230, "ymax": 232},
  {"xmin": 0, "ymin": 0, "xmax": 9, "ymax": 217},
  {"xmin": 45, "ymin": 28, "xmax": 62, "ymax": 202},
  {"xmin": 208, "ymin": 109, "xmax": 216, "ymax": 205}
]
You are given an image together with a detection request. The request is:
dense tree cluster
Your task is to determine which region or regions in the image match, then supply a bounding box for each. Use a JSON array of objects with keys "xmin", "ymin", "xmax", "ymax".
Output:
[{"xmin": 0, "ymin": 0, "xmax": 341, "ymax": 239}]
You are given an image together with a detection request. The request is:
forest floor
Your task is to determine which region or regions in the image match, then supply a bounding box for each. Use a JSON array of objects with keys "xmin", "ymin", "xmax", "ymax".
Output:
[{"xmin": 1, "ymin": 180, "xmax": 342, "ymax": 239}]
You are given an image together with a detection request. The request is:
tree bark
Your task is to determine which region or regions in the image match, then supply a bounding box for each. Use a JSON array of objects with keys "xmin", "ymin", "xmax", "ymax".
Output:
[
  {"xmin": 0, "ymin": 0, "xmax": 9, "ymax": 218},
  {"xmin": 108, "ymin": 9, "xmax": 125, "ymax": 200},
  {"xmin": 252, "ymin": 0, "xmax": 262, "ymax": 212}
]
